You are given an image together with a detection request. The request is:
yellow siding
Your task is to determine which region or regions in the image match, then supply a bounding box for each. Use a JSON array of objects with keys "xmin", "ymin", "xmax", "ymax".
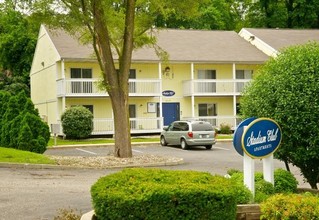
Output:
[
  {"xmin": 131, "ymin": 64, "xmax": 159, "ymax": 79},
  {"xmin": 30, "ymin": 25, "xmax": 60, "ymax": 127},
  {"xmin": 65, "ymin": 98, "xmax": 113, "ymax": 118}
]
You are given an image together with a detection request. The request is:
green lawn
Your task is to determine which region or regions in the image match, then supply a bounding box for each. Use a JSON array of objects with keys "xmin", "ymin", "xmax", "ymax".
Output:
[
  {"xmin": 47, "ymin": 137, "xmax": 161, "ymax": 146},
  {"xmin": 0, "ymin": 147, "xmax": 55, "ymax": 164}
]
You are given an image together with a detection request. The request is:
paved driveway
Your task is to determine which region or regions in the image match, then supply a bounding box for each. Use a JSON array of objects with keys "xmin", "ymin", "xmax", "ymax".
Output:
[{"xmin": 0, "ymin": 142, "xmax": 305, "ymax": 220}]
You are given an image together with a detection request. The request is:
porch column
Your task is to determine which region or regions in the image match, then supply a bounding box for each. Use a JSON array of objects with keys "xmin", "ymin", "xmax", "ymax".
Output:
[
  {"xmin": 158, "ymin": 63, "xmax": 163, "ymax": 128},
  {"xmin": 61, "ymin": 59, "xmax": 66, "ymax": 116},
  {"xmin": 232, "ymin": 63, "xmax": 237, "ymax": 127},
  {"xmin": 191, "ymin": 63, "xmax": 195, "ymax": 118}
]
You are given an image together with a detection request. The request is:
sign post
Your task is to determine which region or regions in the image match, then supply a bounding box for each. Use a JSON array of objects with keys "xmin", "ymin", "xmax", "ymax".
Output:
[{"xmin": 233, "ymin": 117, "xmax": 282, "ymax": 197}]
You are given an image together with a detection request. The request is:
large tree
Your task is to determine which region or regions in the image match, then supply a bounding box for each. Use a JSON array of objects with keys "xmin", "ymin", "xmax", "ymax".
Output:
[
  {"xmin": 30, "ymin": 0, "xmax": 204, "ymax": 158},
  {"xmin": 243, "ymin": 0, "xmax": 319, "ymax": 28},
  {"xmin": 0, "ymin": 5, "xmax": 39, "ymax": 95},
  {"xmin": 240, "ymin": 42, "xmax": 319, "ymax": 189},
  {"xmin": 155, "ymin": 0, "xmax": 244, "ymax": 31}
]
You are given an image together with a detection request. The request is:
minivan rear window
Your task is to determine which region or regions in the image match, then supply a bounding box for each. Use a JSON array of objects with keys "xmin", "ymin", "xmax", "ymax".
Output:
[{"xmin": 192, "ymin": 123, "xmax": 213, "ymax": 131}]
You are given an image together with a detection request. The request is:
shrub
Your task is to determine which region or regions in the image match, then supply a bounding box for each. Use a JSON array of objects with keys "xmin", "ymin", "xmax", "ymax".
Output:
[
  {"xmin": 61, "ymin": 106, "xmax": 93, "ymax": 139},
  {"xmin": 274, "ymin": 168, "xmax": 298, "ymax": 193},
  {"xmin": 227, "ymin": 168, "xmax": 297, "ymax": 203},
  {"xmin": 91, "ymin": 168, "xmax": 252, "ymax": 220},
  {"xmin": 260, "ymin": 193, "xmax": 319, "ymax": 219},
  {"xmin": 219, "ymin": 123, "xmax": 232, "ymax": 134},
  {"xmin": 254, "ymin": 179, "xmax": 275, "ymax": 203},
  {"xmin": 0, "ymin": 91, "xmax": 50, "ymax": 153}
]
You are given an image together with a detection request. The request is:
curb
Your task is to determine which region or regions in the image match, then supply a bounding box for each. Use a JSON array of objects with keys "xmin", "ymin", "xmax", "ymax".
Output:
[
  {"xmin": 81, "ymin": 210, "xmax": 96, "ymax": 220},
  {"xmin": 0, "ymin": 158, "xmax": 184, "ymax": 170}
]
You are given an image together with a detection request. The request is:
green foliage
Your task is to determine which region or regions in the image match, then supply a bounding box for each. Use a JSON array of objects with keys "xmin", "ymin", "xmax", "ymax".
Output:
[
  {"xmin": 227, "ymin": 168, "xmax": 298, "ymax": 203},
  {"xmin": 61, "ymin": 106, "xmax": 93, "ymax": 139},
  {"xmin": 240, "ymin": 42, "xmax": 319, "ymax": 189},
  {"xmin": 260, "ymin": 193, "xmax": 319, "ymax": 219},
  {"xmin": 219, "ymin": 123, "xmax": 232, "ymax": 134},
  {"xmin": 0, "ymin": 91, "xmax": 50, "ymax": 153},
  {"xmin": 0, "ymin": 7, "xmax": 39, "ymax": 92},
  {"xmin": 274, "ymin": 168, "xmax": 298, "ymax": 193},
  {"xmin": 155, "ymin": 0, "xmax": 243, "ymax": 31},
  {"xmin": 255, "ymin": 179, "xmax": 275, "ymax": 203},
  {"xmin": 244, "ymin": 0, "xmax": 319, "ymax": 28},
  {"xmin": 91, "ymin": 168, "xmax": 252, "ymax": 220}
]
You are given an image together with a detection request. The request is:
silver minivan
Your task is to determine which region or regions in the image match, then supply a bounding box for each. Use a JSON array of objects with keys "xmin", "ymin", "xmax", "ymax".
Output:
[{"xmin": 160, "ymin": 121, "xmax": 216, "ymax": 150}]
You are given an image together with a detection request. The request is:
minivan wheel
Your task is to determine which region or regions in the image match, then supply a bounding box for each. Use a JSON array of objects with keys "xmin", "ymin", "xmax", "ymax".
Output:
[
  {"xmin": 160, "ymin": 136, "xmax": 167, "ymax": 146},
  {"xmin": 181, "ymin": 139, "xmax": 188, "ymax": 150},
  {"xmin": 205, "ymin": 145, "xmax": 212, "ymax": 150}
]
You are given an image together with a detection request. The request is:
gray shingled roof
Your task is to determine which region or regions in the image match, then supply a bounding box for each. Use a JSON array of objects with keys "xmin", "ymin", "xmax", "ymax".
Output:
[
  {"xmin": 46, "ymin": 27, "xmax": 269, "ymax": 63},
  {"xmin": 244, "ymin": 28, "xmax": 319, "ymax": 51}
]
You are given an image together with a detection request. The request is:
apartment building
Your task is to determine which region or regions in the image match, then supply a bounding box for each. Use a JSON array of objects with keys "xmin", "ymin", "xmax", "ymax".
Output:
[{"xmin": 30, "ymin": 25, "xmax": 269, "ymax": 135}]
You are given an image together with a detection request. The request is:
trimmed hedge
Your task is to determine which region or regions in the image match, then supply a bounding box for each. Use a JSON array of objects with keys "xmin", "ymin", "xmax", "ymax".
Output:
[{"xmin": 91, "ymin": 168, "xmax": 252, "ymax": 220}]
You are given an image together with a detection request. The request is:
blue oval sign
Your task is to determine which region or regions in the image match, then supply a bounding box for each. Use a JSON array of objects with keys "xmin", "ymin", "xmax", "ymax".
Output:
[
  {"xmin": 162, "ymin": 90, "xmax": 175, "ymax": 97},
  {"xmin": 233, "ymin": 117, "xmax": 256, "ymax": 156},
  {"xmin": 242, "ymin": 118, "xmax": 282, "ymax": 159}
]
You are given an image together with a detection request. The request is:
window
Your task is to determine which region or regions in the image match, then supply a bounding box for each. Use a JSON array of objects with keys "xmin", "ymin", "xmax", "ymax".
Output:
[
  {"xmin": 71, "ymin": 68, "xmax": 93, "ymax": 93},
  {"xmin": 129, "ymin": 104, "xmax": 136, "ymax": 129},
  {"xmin": 198, "ymin": 103, "xmax": 217, "ymax": 126},
  {"xmin": 236, "ymin": 70, "xmax": 252, "ymax": 92},
  {"xmin": 71, "ymin": 105, "xmax": 93, "ymax": 114},
  {"xmin": 197, "ymin": 70, "xmax": 216, "ymax": 93},
  {"xmin": 83, "ymin": 105, "xmax": 94, "ymax": 114}
]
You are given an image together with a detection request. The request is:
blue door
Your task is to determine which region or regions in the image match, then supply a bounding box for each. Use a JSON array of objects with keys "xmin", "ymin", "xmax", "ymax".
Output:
[{"xmin": 162, "ymin": 103, "xmax": 180, "ymax": 125}]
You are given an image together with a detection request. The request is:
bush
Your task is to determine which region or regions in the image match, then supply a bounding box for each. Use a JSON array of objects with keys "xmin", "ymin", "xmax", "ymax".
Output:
[
  {"xmin": 61, "ymin": 106, "xmax": 93, "ymax": 139},
  {"xmin": 0, "ymin": 91, "xmax": 50, "ymax": 153},
  {"xmin": 227, "ymin": 168, "xmax": 298, "ymax": 203},
  {"xmin": 274, "ymin": 168, "xmax": 298, "ymax": 193},
  {"xmin": 260, "ymin": 193, "xmax": 319, "ymax": 219},
  {"xmin": 91, "ymin": 168, "xmax": 252, "ymax": 220},
  {"xmin": 255, "ymin": 179, "xmax": 275, "ymax": 203},
  {"xmin": 219, "ymin": 123, "xmax": 232, "ymax": 134}
]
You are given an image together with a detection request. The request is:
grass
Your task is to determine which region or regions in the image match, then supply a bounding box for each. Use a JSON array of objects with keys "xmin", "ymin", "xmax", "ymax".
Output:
[
  {"xmin": 48, "ymin": 136, "xmax": 160, "ymax": 146},
  {"xmin": 48, "ymin": 134, "xmax": 232, "ymax": 146},
  {"xmin": 0, "ymin": 147, "xmax": 56, "ymax": 164}
]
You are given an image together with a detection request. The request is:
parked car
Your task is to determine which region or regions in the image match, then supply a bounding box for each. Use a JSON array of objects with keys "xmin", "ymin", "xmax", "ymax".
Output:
[{"xmin": 160, "ymin": 120, "xmax": 216, "ymax": 150}]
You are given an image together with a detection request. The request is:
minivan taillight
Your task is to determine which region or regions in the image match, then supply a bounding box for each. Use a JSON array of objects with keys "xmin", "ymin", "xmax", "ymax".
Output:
[{"xmin": 188, "ymin": 132, "xmax": 193, "ymax": 138}]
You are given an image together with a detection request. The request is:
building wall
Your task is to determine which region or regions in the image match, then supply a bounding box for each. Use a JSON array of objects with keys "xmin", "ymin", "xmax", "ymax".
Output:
[{"xmin": 30, "ymin": 26, "xmax": 60, "ymax": 126}]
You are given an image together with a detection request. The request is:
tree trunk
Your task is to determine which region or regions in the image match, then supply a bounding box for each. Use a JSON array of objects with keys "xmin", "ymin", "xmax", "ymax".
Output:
[
  {"xmin": 92, "ymin": 0, "xmax": 135, "ymax": 158},
  {"xmin": 110, "ymin": 90, "xmax": 132, "ymax": 158}
]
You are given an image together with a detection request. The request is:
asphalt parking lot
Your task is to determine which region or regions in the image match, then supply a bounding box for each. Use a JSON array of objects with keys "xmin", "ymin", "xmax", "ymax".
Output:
[{"xmin": 0, "ymin": 142, "xmax": 306, "ymax": 220}]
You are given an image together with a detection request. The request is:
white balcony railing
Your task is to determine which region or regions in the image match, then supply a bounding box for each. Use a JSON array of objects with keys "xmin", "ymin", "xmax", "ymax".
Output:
[
  {"xmin": 183, "ymin": 79, "xmax": 251, "ymax": 96},
  {"xmin": 92, "ymin": 117, "xmax": 163, "ymax": 135},
  {"xmin": 54, "ymin": 117, "xmax": 163, "ymax": 135},
  {"xmin": 57, "ymin": 78, "xmax": 161, "ymax": 97}
]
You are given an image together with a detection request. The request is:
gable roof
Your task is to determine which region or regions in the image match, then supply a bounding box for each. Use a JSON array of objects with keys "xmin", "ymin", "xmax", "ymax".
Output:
[
  {"xmin": 45, "ymin": 26, "xmax": 268, "ymax": 63},
  {"xmin": 241, "ymin": 28, "xmax": 319, "ymax": 52}
]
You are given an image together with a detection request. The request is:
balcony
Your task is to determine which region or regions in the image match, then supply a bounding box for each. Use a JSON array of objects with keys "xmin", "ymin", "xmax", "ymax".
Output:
[
  {"xmin": 56, "ymin": 78, "xmax": 161, "ymax": 97},
  {"xmin": 182, "ymin": 79, "xmax": 251, "ymax": 96}
]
